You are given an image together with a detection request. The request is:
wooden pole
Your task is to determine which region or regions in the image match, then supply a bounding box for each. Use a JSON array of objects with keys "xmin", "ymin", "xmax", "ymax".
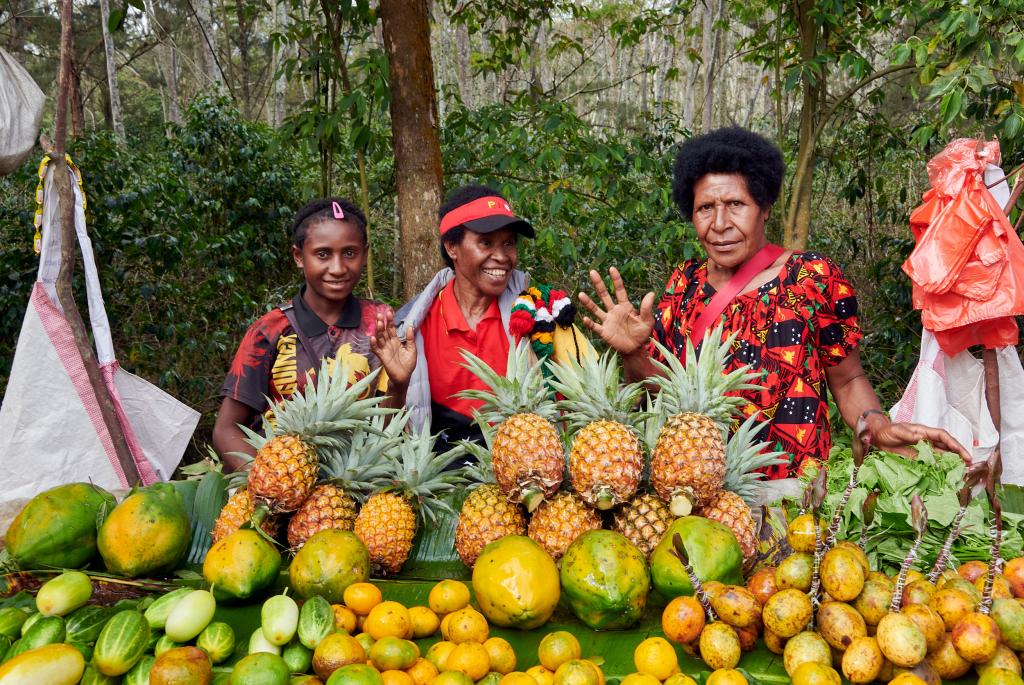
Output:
[{"xmin": 53, "ymin": 0, "xmax": 140, "ymax": 485}]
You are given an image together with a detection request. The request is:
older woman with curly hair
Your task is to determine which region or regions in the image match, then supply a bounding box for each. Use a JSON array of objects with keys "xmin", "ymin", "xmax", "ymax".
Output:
[{"xmin": 580, "ymin": 126, "xmax": 969, "ymax": 478}]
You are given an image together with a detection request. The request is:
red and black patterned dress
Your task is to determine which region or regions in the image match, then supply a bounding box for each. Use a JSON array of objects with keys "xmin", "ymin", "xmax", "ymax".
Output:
[{"xmin": 649, "ymin": 251, "xmax": 863, "ymax": 478}]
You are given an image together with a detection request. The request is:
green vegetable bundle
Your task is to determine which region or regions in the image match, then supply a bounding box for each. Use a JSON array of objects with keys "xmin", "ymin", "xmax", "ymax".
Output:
[{"xmin": 800, "ymin": 442, "xmax": 1024, "ymax": 574}]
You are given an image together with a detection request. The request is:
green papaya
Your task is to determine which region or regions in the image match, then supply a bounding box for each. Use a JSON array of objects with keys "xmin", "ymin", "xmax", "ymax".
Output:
[
  {"xmin": 5, "ymin": 483, "xmax": 116, "ymax": 568},
  {"xmin": 98, "ymin": 483, "xmax": 190, "ymax": 577},
  {"xmin": 649, "ymin": 516, "xmax": 743, "ymax": 598},
  {"xmin": 559, "ymin": 530, "xmax": 649, "ymax": 630}
]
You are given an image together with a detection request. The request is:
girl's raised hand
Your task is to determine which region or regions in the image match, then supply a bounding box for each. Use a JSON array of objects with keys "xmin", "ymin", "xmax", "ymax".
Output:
[
  {"xmin": 578, "ymin": 266, "xmax": 656, "ymax": 356},
  {"xmin": 370, "ymin": 308, "xmax": 416, "ymax": 388}
]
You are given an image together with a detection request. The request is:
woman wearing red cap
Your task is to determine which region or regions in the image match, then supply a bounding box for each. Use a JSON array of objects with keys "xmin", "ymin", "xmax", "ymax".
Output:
[{"xmin": 397, "ymin": 184, "xmax": 581, "ymax": 448}]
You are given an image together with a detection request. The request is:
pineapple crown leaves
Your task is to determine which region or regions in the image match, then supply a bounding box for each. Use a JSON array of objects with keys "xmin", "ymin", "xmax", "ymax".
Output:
[
  {"xmin": 546, "ymin": 348, "xmax": 647, "ymax": 431},
  {"xmin": 648, "ymin": 322, "xmax": 761, "ymax": 427},
  {"xmin": 385, "ymin": 427, "xmax": 470, "ymax": 527},
  {"xmin": 455, "ymin": 340, "xmax": 558, "ymax": 423},
  {"xmin": 248, "ymin": 358, "xmax": 394, "ymax": 450},
  {"xmin": 319, "ymin": 412, "xmax": 411, "ymax": 500},
  {"xmin": 459, "ymin": 415, "xmax": 497, "ymax": 485},
  {"xmin": 722, "ymin": 412, "xmax": 789, "ymax": 505}
]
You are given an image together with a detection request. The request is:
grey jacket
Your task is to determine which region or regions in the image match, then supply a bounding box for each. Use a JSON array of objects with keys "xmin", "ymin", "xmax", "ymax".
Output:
[{"xmin": 395, "ymin": 268, "xmax": 529, "ymax": 432}]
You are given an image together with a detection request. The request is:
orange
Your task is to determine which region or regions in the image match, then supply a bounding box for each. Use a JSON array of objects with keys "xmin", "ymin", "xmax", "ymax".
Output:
[
  {"xmin": 370, "ymin": 636, "xmax": 420, "ymax": 671},
  {"xmin": 345, "ymin": 583, "xmax": 384, "ymax": 616},
  {"xmin": 500, "ymin": 673, "xmax": 539, "ymax": 685},
  {"xmin": 484, "ymin": 637, "xmax": 517, "ymax": 675},
  {"xmin": 446, "ymin": 607, "xmax": 489, "ymax": 644},
  {"xmin": 356, "ymin": 632, "xmax": 376, "ymax": 654},
  {"xmin": 538, "ymin": 632, "xmax": 582, "ymax": 672},
  {"xmin": 333, "ymin": 604, "xmax": 359, "ymax": 633},
  {"xmin": 365, "ymin": 601, "xmax": 412, "ymax": 640},
  {"xmin": 478, "ymin": 673, "xmax": 503, "ymax": 685},
  {"xmin": 432, "ymin": 672, "xmax": 474, "ymax": 685},
  {"xmin": 409, "ymin": 606, "xmax": 440, "ymax": 639},
  {"xmin": 446, "ymin": 642, "xmax": 490, "ymax": 681},
  {"xmin": 440, "ymin": 613, "xmax": 454, "ymax": 641},
  {"xmin": 312, "ymin": 633, "xmax": 367, "ymax": 681},
  {"xmin": 552, "ymin": 660, "xmax": 603, "ymax": 685},
  {"xmin": 429, "ymin": 580, "xmax": 471, "ymax": 615},
  {"xmin": 706, "ymin": 670, "xmax": 749, "ymax": 685},
  {"xmin": 328, "ymin": 663, "xmax": 386, "ymax": 685},
  {"xmin": 886, "ymin": 674, "xmax": 928, "ymax": 685},
  {"xmin": 425, "ymin": 641, "xmax": 457, "ymax": 672},
  {"xmin": 526, "ymin": 666, "xmax": 555, "ymax": 685},
  {"xmin": 407, "ymin": 658, "xmax": 440, "ymax": 685},
  {"xmin": 633, "ymin": 637, "xmax": 679, "ymax": 681},
  {"xmin": 662, "ymin": 596, "xmax": 706, "ymax": 645},
  {"xmin": 382, "ymin": 670, "xmax": 416, "ymax": 685},
  {"xmin": 620, "ymin": 674, "xmax": 661, "ymax": 685}
]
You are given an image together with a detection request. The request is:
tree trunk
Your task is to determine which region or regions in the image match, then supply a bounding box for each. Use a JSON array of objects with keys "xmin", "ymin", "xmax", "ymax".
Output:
[
  {"xmin": 98, "ymin": 0, "xmax": 125, "ymax": 139},
  {"xmin": 273, "ymin": 0, "xmax": 287, "ymax": 126},
  {"xmin": 193, "ymin": 0, "xmax": 222, "ymax": 89},
  {"xmin": 69, "ymin": 50, "xmax": 84, "ymax": 136},
  {"xmin": 700, "ymin": 0, "xmax": 725, "ymax": 131},
  {"xmin": 783, "ymin": 0, "xmax": 820, "ymax": 250},
  {"xmin": 235, "ymin": 0, "xmax": 252, "ymax": 115},
  {"xmin": 379, "ymin": 0, "xmax": 445, "ymax": 300},
  {"xmin": 455, "ymin": 21, "xmax": 473, "ymax": 107}
]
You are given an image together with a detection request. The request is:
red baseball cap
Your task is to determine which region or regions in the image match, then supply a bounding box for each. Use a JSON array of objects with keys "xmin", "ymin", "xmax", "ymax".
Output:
[{"xmin": 438, "ymin": 196, "xmax": 535, "ymax": 238}]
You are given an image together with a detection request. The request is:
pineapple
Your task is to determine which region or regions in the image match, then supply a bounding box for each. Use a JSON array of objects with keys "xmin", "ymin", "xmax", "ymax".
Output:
[
  {"xmin": 240, "ymin": 359, "xmax": 389, "ymax": 515},
  {"xmin": 612, "ymin": 492, "xmax": 674, "ymax": 560},
  {"xmin": 457, "ymin": 341, "xmax": 564, "ymax": 512},
  {"xmin": 527, "ymin": 491, "xmax": 602, "ymax": 560},
  {"xmin": 648, "ymin": 324, "xmax": 760, "ymax": 516},
  {"xmin": 212, "ymin": 488, "xmax": 279, "ymax": 543},
  {"xmin": 548, "ymin": 351, "xmax": 645, "ymax": 510},
  {"xmin": 455, "ymin": 428, "xmax": 528, "ymax": 567},
  {"xmin": 286, "ymin": 416, "xmax": 403, "ymax": 549},
  {"xmin": 353, "ymin": 423, "xmax": 467, "ymax": 575},
  {"xmin": 699, "ymin": 413, "xmax": 787, "ymax": 563}
]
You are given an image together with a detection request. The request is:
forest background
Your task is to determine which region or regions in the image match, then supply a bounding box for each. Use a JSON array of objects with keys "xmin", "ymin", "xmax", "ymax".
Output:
[{"xmin": 0, "ymin": 0, "xmax": 1022, "ymax": 460}]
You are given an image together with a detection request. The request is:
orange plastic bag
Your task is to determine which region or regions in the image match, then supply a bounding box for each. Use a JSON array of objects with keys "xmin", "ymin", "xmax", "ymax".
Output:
[{"xmin": 903, "ymin": 139, "xmax": 1024, "ymax": 355}]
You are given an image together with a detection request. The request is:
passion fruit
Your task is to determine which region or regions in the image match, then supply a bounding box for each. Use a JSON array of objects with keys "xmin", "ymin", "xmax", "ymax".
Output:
[
  {"xmin": 821, "ymin": 548, "xmax": 865, "ymax": 602},
  {"xmin": 853, "ymin": 579, "xmax": 893, "ymax": 627},
  {"xmin": 876, "ymin": 613, "xmax": 927, "ymax": 668},
  {"xmin": 991, "ymin": 597, "xmax": 1024, "ymax": 651},
  {"xmin": 776, "ymin": 553, "xmax": 814, "ymax": 592},
  {"xmin": 959, "ymin": 561, "xmax": 990, "ymax": 583},
  {"xmin": 747, "ymin": 567, "xmax": 778, "ymax": 606},
  {"xmin": 816, "ymin": 601, "xmax": 867, "ymax": 650},
  {"xmin": 763, "ymin": 628, "xmax": 787, "ymax": 655},
  {"xmin": 790, "ymin": 661, "xmax": 841, "ymax": 685},
  {"xmin": 787, "ymin": 514, "xmax": 820, "ymax": 553},
  {"xmin": 901, "ymin": 579, "xmax": 936, "ymax": 608},
  {"xmin": 976, "ymin": 574, "xmax": 1015, "ymax": 601},
  {"xmin": 709, "ymin": 586, "xmax": 761, "ymax": 630},
  {"xmin": 929, "ymin": 588, "xmax": 976, "ymax": 631},
  {"xmin": 977, "ymin": 644, "xmax": 1022, "ymax": 676},
  {"xmin": 926, "ymin": 631, "xmax": 972, "ymax": 679},
  {"xmin": 698, "ymin": 622, "xmax": 741, "ymax": 670},
  {"xmin": 901, "ymin": 604, "xmax": 944, "ymax": 652},
  {"xmin": 783, "ymin": 631, "xmax": 831, "ymax": 676},
  {"xmin": 951, "ymin": 612, "xmax": 1001, "ymax": 663},
  {"xmin": 841, "ymin": 636, "xmax": 883, "ymax": 684},
  {"xmin": 1003, "ymin": 558, "xmax": 1024, "ymax": 598},
  {"xmin": 977, "ymin": 668, "xmax": 1024, "ymax": 685},
  {"xmin": 891, "ymin": 661, "xmax": 941, "ymax": 685},
  {"xmin": 762, "ymin": 589, "xmax": 813, "ymax": 638}
]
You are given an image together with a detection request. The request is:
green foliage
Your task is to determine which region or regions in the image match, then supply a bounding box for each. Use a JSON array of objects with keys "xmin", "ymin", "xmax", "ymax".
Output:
[{"xmin": 0, "ymin": 96, "xmax": 311, "ymax": 450}]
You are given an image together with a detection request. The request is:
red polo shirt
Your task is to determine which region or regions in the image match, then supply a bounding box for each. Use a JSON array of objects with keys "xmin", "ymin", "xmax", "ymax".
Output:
[{"xmin": 420, "ymin": 280, "xmax": 510, "ymax": 419}]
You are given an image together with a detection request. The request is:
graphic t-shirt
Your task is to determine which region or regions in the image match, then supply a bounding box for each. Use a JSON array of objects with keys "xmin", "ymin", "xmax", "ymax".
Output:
[
  {"xmin": 649, "ymin": 251, "xmax": 863, "ymax": 477},
  {"xmin": 222, "ymin": 289, "xmax": 391, "ymax": 426}
]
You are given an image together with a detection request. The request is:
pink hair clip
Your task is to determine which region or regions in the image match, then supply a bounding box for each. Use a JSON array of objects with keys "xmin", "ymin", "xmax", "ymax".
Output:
[{"xmin": 332, "ymin": 201, "xmax": 345, "ymax": 219}]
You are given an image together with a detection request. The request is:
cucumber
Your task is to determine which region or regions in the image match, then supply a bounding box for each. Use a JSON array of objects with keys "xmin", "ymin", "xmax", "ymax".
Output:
[
  {"xmin": 297, "ymin": 596, "xmax": 334, "ymax": 650},
  {"xmin": 0, "ymin": 643, "xmax": 85, "ymax": 685},
  {"xmin": 143, "ymin": 587, "xmax": 192, "ymax": 630},
  {"xmin": 35, "ymin": 571, "xmax": 92, "ymax": 617},
  {"xmin": 262, "ymin": 592, "xmax": 299, "ymax": 646},
  {"xmin": 67, "ymin": 640, "xmax": 94, "ymax": 663},
  {"xmin": 248, "ymin": 627, "xmax": 281, "ymax": 655},
  {"xmin": 0, "ymin": 608, "xmax": 30, "ymax": 639},
  {"xmin": 281, "ymin": 639, "xmax": 313, "ymax": 674},
  {"xmin": 125, "ymin": 654, "xmax": 155, "ymax": 685},
  {"xmin": 65, "ymin": 604, "xmax": 114, "ymax": 644},
  {"xmin": 93, "ymin": 609, "xmax": 151, "ymax": 676},
  {"xmin": 18, "ymin": 612, "xmax": 41, "ymax": 637},
  {"xmin": 154, "ymin": 633, "xmax": 184, "ymax": 657},
  {"xmin": 79, "ymin": 662, "xmax": 121, "ymax": 684},
  {"xmin": 0, "ymin": 636, "xmax": 9, "ymax": 663},
  {"xmin": 197, "ymin": 622, "xmax": 236, "ymax": 664},
  {"xmin": 164, "ymin": 589, "xmax": 216, "ymax": 642},
  {"xmin": 8, "ymin": 615, "xmax": 66, "ymax": 660}
]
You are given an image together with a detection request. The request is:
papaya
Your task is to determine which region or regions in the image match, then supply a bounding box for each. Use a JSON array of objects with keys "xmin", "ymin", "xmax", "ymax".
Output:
[
  {"xmin": 98, "ymin": 483, "xmax": 190, "ymax": 577},
  {"xmin": 5, "ymin": 482, "xmax": 115, "ymax": 568},
  {"xmin": 560, "ymin": 530, "xmax": 649, "ymax": 630},
  {"xmin": 289, "ymin": 530, "xmax": 369, "ymax": 603},
  {"xmin": 650, "ymin": 516, "xmax": 743, "ymax": 598},
  {"xmin": 472, "ymin": 535, "xmax": 560, "ymax": 630},
  {"xmin": 203, "ymin": 529, "xmax": 282, "ymax": 602}
]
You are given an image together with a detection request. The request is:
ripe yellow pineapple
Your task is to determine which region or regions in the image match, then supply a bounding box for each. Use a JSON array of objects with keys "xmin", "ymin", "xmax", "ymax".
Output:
[
  {"xmin": 649, "ymin": 324, "xmax": 759, "ymax": 516},
  {"xmin": 457, "ymin": 342, "xmax": 564, "ymax": 512},
  {"xmin": 612, "ymin": 493, "xmax": 674, "ymax": 559},
  {"xmin": 699, "ymin": 413, "xmax": 787, "ymax": 564},
  {"xmin": 212, "ymin": 489, "xmax": 279, "ymax": 543},
  {"xmin": 353, "ymin": 423, "xmax": 467, "ymax": 575},
  {"xmin": 527, "ymin": 491, "xmax": 602, "ymax": 560},
  {"xmin": 455, "ymin": 433, "xmax": 527, "ymax": 567},
  {"xmin": 241, "ymin": 359, "xmax": 389, "ymax": 516},
  {"xmin": 548, "ymin": 351, "xmax": 644, "ymax": 510},
  {"xmin": 286, "ymin": 416, "xmax": 403, "ymax": 549}
]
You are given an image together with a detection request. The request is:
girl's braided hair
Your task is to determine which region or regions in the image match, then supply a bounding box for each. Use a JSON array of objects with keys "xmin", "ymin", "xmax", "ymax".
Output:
[{"xmin": 291, "ymin": 197, "xmax": 367, "ymax": 248}]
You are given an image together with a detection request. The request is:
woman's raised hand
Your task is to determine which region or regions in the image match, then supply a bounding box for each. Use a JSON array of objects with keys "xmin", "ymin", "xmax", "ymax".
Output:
[
  {"xmin": 370, "ymin": 308, "xmax": 416, "ymax": 388},
  {"xmin": 578, "ymin": 267, "xmax": 656, "ymax": 356}
]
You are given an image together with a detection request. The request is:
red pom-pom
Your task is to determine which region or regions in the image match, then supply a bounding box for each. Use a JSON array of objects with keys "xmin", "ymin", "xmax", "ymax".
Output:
[{"xmin": 509, "ymin": 309, "xmax": 535, "ymax": 339}]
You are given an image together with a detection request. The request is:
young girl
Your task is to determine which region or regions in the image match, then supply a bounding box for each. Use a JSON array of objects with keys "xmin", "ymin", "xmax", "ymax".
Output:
[{"xmin": 213, "ymin": 197, "xmax": 415, "ymax": 471}]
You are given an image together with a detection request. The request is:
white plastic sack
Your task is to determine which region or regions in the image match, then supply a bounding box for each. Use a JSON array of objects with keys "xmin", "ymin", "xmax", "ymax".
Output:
[
  {"xmin": 0, "ymin": 159, "xmax": 199, "ymax": 503},
  {"xmin": 0, "ymin": 49, "xmax": 44, "ymax": 175},
  {"xmin": 891, "ymin": 329, "xmax": 1024, "ymax": 484}
]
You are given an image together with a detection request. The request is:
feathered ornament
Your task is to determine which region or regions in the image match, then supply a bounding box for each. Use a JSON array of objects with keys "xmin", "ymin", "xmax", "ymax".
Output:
[{"xmin": 509, "ymin": 285, "xmax": 577, "ymax": 368}]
